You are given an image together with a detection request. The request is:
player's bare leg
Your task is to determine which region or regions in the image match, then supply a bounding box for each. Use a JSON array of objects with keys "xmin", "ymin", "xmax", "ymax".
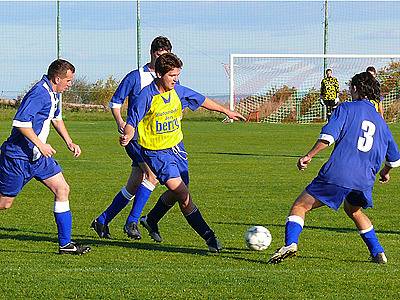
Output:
[
  {"xmin": 289, "ymin": 190, "xmax": 325, "ymax": 218},
  {"xmin": 344, "ymin": 200, "xmax": 386, "ymax": 264},
  {"xmin": 125, "ymin": 166, "xmax": 145, "ymax": 195},
  {"xmin": 43, "ymin": 172, "xmax": 90, "ymax": 255},
  {"xmin": 42, "ymin": 172, "xmax": 70, "ymax": 201},
  {"xmin": 269, "ymin": 191, "xmax": 324, "ymax": 264}
]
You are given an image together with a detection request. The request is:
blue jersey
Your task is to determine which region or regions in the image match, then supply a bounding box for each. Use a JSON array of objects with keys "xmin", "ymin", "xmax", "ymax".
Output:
[
  {"xmin": 1, "ymin": 75, "xmax": 62, "ymax": 161},
  {"xmin": 109, "ymin": 64, "xmax": 156, "ymax": 112},
  {"xmin": 317, "ymin": 99, "xmax": 400, "ymax": 190},
  {"xmin": 126, "ymin": 82, "xmax": 205, "ymax": 150}
]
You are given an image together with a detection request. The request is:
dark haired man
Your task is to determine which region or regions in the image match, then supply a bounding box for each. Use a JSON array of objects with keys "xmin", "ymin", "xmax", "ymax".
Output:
[
  {"xmin": 0, "ymin": 59, "xmax": 90, "ymax": 255},
  {"xmin": 91, "ymin": 36, "xmax": 172, "ymax": 240},
  {"xmin": 120, "ymin": 53, "xmax": 245, "ymax": 252},
  {"xmin": 269, "ymin": 72, "xmax": 400, "ymax": 264}
]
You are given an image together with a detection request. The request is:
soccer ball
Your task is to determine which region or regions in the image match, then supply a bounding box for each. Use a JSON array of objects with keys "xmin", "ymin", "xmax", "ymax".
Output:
[{"xmin": 244, "ymin": 226, "xmax": 272, "ymax": 251}]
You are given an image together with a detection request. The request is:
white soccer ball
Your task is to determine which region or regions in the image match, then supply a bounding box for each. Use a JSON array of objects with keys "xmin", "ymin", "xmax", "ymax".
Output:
[{"xmin": 244, "ymin": 225, "xmax": 272, "ymax": 251}]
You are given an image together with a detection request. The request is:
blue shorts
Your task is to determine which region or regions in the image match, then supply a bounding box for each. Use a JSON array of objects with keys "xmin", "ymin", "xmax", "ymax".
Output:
[
  {"xmin": 305, "ymin": 178, "xmax": 373, "ymax": 211},
  {"xmin": 125, "ymin": 140, "xmax": 145, "ymax": 167},
  {"xmin": 141, "ymin": 141, "xmax": 189, "ymax": 185},
  {"xmin": 0, "ymin": 153, "xmax": 62, "ymax": 197}
]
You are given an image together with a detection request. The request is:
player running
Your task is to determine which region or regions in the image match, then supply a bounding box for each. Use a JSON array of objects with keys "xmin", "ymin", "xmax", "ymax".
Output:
[
  {"xmin": 269, "ymin": 71, "xmax": 400, "ymax": 264},
  {"xmin": 0, "ymin": 59, "xmax": 90, "ymax": 255},
  {"xmin": 120, "ymin": 53, "xmax": 245, "ymax": 252},
  {"xmin": 91, "ymin": 37, "xmax": 172, "ymax": 240}
]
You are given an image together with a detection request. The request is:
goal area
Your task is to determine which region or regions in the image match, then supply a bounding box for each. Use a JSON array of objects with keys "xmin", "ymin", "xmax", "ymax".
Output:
[{"xmin": 229, "ymin": 54, "xmax": 400, "ymax": 123}]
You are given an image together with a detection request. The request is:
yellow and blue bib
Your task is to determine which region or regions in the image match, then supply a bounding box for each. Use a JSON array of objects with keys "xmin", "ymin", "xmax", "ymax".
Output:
[
  {"xmin": 127, "ymin": 82, "xmax": 206, "ymax": 150},
  {"xmin": 137, "ymin": 89, "xmax": 183, "ymax": 150}
]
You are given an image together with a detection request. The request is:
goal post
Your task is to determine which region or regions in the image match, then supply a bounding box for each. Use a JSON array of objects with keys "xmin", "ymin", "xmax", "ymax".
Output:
[{"xmin": 230, "ymin": 54, "xmax": 400, "ymax": 123}]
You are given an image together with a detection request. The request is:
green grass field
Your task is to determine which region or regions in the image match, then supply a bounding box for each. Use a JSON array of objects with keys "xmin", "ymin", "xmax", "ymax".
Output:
[{"xmin": 1, "ymin": 116, "xmax": 400, "ymax": 299}]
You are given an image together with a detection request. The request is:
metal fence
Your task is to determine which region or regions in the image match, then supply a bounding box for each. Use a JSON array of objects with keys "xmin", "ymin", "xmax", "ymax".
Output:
[{"xmin": 1, "ymin": 1, "xmax": 399, "ymax": 102}]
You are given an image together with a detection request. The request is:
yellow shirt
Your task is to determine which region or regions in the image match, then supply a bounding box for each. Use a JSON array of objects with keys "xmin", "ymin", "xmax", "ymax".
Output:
[
  {"xmin": 320, "ymin": 77, "xmax": 339, "ymax": 100},
  {"xmin": 127, "ymin": 82, "xmax": 205, "ymax": 150}
]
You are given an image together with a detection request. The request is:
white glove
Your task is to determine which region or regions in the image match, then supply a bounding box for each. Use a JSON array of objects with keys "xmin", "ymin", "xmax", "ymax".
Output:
[
  {"xmin": 319, "ymin": 97, "xmax": 325, "ymax": 106},
  {"xmin": 335, "ymin": 97, "xmax": 339, "ymax": 104}
]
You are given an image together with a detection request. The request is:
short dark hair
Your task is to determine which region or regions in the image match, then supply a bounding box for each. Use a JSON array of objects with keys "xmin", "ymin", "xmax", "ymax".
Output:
[
  {"xmin": 366, "ymin": 66, "xmax": 377, "ymax": 74},
  {"xmin": 326, "ymin": 68, "xmax": 332, "ymax": 73},
  {"xmin": 151, "ymin": 36, "xmax": 172, "ymax": 53},
  {"xmin": 351, "ymin": 72, "xmax": 380, "ymax": 100},
  {"xmin": 47, "ymin": 59, "xmax": 75, "ymax": 81},
  {"xmin": 155, "ymin": 53, "xmax": 183, "ymax": 77}
]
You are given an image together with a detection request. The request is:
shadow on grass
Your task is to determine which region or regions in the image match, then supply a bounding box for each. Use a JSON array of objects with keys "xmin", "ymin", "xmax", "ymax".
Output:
[
  {"xmin": 196, "ymin": 151, "xmax": 300, "ymax": 159},
  {"xmin": 214, "ymin": 221, "xmax": 400, "ymax": 235},
  {"xmin": 220, "ymin": 250, "xmax": 373, "ymax": 266},
  {"xmin": 0, "ymin": 226, "xmax": 244, "ymax": 256}
]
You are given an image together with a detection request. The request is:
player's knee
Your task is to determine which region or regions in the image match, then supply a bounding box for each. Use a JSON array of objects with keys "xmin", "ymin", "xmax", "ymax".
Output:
[
  {"xmin": 344, "ymin": 207, "xmax": 358, "ymax": 219},
  {"xmin": 144, "ymin": 171, "xmax": 158, "ymax": 186},
  {"xmin": 54, "ymin": 182, "xmax": 70, "ymax": 199},
  {"xmin": 179, "ymin": 196, "xmax": 194, "ymax": 213},
  {"xmin": 148, "ymin": 176, "xmax": 158, "ymax": 186}
]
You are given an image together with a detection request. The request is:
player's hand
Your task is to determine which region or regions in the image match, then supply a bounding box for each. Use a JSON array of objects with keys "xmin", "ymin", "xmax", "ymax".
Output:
[
  {"xmin": 379, "ymin": 170, "xmax": 390, "ymax": 184},
  {"xmin": 39, "ymin": 143, "xmax": 56, "ymax": 158},
  {"xmin": 319, "ymin": 97, "xmax": 325, "ymax": 106},
  {"xmin": 297, "ymin": 155, "xmax": 311, "ymax": 170},
  {"xmin": 117, "ymin": 121, "xmax": 126, "ymax": 134},
  {"xmin": 335, "ymin": 97, "xmax": 340, "ymax": 104},
  {"xmin": 67, "ymin": 142, "xmax": 81, "ymax": 158},
  {"xmin": 119, "ymin": 134, "xmax": 131, "ymax": 147},
  {"xmin": 226, "ymin": 111, "xmax": 246, "ymax": 121}
]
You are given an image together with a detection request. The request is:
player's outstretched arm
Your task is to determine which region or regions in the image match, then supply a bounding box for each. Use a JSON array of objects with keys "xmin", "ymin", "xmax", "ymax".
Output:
[
  {"xmin": 201, "ymin": 98, "xmax": 246, "ymax": 121},
  {"xmin": 297, "ymin": 139, "xmax": 329, "ymax": 170},
  {"xmin": 120, "ymin": 124, "xmax": 135, "ymax": 147},
  {"xmin": 52, "ymin": 119, "xmax": 81, "ymax": 157}
]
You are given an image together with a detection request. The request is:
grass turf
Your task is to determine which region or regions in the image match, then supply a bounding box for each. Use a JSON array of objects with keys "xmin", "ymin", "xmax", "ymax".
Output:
[{"xmin": 0, "ymin": 117, "xmax": 399, "ymax": 299}]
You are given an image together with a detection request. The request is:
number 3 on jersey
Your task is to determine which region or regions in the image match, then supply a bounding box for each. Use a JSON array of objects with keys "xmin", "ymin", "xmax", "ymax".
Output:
[{"xmin": 358, "ymin": 120, "xmax": 376, "ymax": 152}]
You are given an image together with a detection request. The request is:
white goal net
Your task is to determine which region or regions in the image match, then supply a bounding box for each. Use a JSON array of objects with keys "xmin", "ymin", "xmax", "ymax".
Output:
[{"xmin": 229, "ymin": 54, "xmax": 400, "ymax": 123}]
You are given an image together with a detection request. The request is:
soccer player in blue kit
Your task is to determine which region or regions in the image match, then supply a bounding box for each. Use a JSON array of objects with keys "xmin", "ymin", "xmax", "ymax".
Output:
[
  {"xmin": 0, "ymin": 59, "xmax": 90, "ymax": 255},
  {"xmin": 91, "ymin": 37, "xmax": 172, "ymax": 240},
  {"xmin": 120, "ymin": 53, "xmax": 245, "ymax": 252},
  {"xmin": 269, "ymin": 71, "xmax": 400, "ymax": 264}
]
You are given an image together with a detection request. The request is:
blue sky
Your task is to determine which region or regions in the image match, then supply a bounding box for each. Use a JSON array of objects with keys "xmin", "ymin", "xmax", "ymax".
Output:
[{"xmin": 0, "ymin": 1, "xmax": 399, "ymax": 99}]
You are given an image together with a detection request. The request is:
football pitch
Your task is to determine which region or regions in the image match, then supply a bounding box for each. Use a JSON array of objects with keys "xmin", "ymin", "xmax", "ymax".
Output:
[{"xmin": 1, "ymin": 119, "xmax": 399, "ymax": 299}]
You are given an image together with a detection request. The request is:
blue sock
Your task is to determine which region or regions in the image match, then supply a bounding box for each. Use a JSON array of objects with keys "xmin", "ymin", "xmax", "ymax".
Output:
[
  {"xmin": 53, "ymin": 201, "xmax": 72, "ymax": 247},
  {"xmin": 184, "ymin": 207, "xmax": 213, "ymax": 241},
  {"xmin": 98, "ymin": 187, "xmax": 133, "ymax": 225},
  {"xmin": 360, "ymin": 226, "xmax": 384, "ymax": 257},
  {"xmin": 126, "ymin": 179, "xmax": 155, "ymax": 225},
  {"xmin": 285, "ymin": 215, "xmax": 304, "ymax": 246}
]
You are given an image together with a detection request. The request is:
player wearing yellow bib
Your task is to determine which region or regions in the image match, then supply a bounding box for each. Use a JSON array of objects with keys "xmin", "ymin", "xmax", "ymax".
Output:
[
  {"xmin": 120, "ymin": 53, "xmax": 245, "ymax": 252},
  {"xmin": 320, "ymin": 68, "xmax": 340, "ymax": 120}
]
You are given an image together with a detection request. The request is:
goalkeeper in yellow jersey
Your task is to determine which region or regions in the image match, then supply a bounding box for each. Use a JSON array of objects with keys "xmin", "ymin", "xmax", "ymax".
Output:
[{"xmin": 320, "ymin": 68, "xmax": 339, "ymax": 120}]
